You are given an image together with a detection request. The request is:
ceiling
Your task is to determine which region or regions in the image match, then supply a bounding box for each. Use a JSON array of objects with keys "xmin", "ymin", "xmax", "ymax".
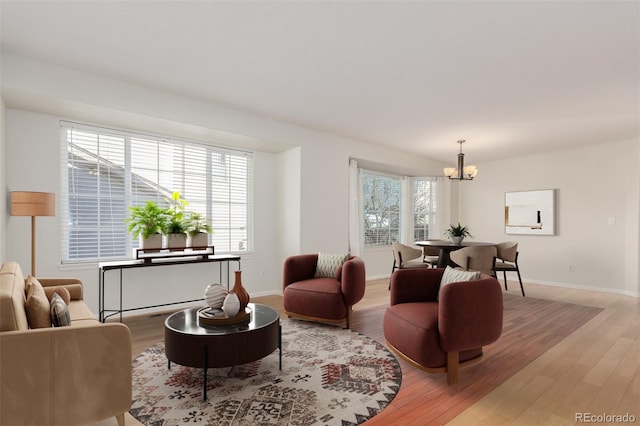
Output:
[{"xmin": 1, "ymin": 1, "xmax": 638, "ymax": 163}]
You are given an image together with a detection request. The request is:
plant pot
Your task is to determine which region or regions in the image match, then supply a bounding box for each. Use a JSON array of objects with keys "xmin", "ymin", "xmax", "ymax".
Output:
[
  {"xmin": 140, "ymin": 234, "xmax": 162, "ymax": 250},
  {"xmin": 165, "ymin": 233, "xmax": 187, "ymax": 249},
  {"xmin": 451, "ymin": 236, "xmax": 464, "ymax": 244},
  {"xmin": 188, "ymin": 232, "xmax": 208, "ymax": 248}
]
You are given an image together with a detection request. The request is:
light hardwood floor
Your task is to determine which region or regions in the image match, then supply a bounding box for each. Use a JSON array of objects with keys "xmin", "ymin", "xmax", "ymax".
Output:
[{"xmin": 95, "ymin": 279, "xmax": 640, "ymax": 425}]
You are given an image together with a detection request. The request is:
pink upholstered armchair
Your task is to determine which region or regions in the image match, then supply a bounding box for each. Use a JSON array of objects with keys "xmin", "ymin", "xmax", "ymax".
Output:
[
  {"xmin": 383, "ymin": 268, "xmax": 503, "ymax": 384},
  {"xmin": 283, "ymin": 254, "xmax": 365, "ymax": 329}
]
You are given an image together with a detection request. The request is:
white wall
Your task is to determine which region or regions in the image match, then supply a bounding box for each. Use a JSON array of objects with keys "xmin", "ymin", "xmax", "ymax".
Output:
[
  {"xmin": 458, "ymin": 139, "xmax": 640, "ymax": 296},
  {"xmin": 0, "ymin": 97, "xmax": 6, "ymax": 262},
  {"xmin": 276, "ymin": 147, "xmax": 301, "ymax": 260}
]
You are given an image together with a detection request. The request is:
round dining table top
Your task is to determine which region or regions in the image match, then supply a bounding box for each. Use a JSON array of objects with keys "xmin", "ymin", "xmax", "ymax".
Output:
[{"xmin": 415, "ymin": 240, "xmax": 495, "ymax": 248}]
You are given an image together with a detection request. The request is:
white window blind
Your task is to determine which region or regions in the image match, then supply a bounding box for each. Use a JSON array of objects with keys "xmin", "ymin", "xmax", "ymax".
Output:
[
  {"xmin": 413, "ymin": 177, "xmax": 438, "ymax": 241},
  {"xmin": 61, "ymin": 122, "xmax": 253, "ymax": 262},
  {"xmin": 362, "ymin": 171, "xmax": 401, "ymax": 247}
]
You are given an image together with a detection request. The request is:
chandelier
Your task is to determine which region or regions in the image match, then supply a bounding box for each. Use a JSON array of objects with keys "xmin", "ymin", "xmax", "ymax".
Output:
[{"xmin": 443, "ymin": 140, "xmax": 478, "ymax": 180}]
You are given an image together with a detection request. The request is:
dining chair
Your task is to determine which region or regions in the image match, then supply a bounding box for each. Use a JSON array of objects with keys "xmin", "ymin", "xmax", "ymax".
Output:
[
  {"xmin": 391, "ymin": 242, "xmax": 431, "ymax": 273},
  {"xmin": 493, "ymin": 241, "xmax": 525, "ymax": 296},
  {"xmin": 421, "ymin": 239, "xmax": 443, "ymax": 268},
  {"xmin": 390, "ymin": 241, "xmax": 431, "ymax": 289},
  {"xmin": 449, "ymin": 245, "xmax": 498, "ymax": 276}
]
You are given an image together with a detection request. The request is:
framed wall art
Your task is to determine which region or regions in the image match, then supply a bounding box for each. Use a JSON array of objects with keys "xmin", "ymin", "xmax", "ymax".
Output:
[{"xmin": 505, "ymin": 189, "xmax": 555, "ymax": 235}]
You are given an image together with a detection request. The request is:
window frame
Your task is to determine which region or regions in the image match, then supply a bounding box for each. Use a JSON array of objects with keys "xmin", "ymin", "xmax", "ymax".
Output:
[
  {"xmin": 360, "ymin": 170, "xmax": 438, "ymax": 249},
  {"xmin": 60, "ymin": 121, "xmax": 253, "ymax": 263},
  {"xmin": 412, "ymin": 177, "xmax": 438, "ymax": 242},
  {"xmin": 361, "ymin": 171, "xmax": 402, "ymax": 248}
]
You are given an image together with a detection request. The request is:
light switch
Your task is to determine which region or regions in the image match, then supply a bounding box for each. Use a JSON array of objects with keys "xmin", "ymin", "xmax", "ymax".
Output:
[{"xmin": 608, "ymin": 217, "xmax": 616, "ymax": 226}]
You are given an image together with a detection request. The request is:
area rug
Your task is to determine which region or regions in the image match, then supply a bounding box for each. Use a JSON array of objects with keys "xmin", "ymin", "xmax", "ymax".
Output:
[{"xmin": 130, "ymin": 319, "xmax": 402, "ymax": 425}]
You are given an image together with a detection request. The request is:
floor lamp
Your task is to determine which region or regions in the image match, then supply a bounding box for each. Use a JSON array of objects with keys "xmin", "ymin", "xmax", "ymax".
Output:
[{"xmin": 10, "ymin": 191, "xmax": 56, "ymax": 277}]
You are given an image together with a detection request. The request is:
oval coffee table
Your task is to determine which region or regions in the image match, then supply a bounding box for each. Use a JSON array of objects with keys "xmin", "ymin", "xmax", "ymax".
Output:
[{"xmin": 164, "ymin": 303, "xmax": 281, "ymax": 400}]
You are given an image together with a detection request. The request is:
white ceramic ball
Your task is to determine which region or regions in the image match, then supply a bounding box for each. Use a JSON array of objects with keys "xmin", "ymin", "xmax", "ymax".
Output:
[
  {"xmin": 204, "ymin": 283, "xmax": 228, "ymax": 309},
  {"xmin": 222, "ymin": 292, "xmax": 240, "ymax": 317}
]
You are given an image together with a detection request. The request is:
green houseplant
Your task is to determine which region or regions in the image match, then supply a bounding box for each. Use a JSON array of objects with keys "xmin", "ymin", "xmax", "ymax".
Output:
[
  {"xmin": 125, "ymin": 201, "xmax": 167, "ymax": 250},
  {"xmin": 163, "ymin": 191, "xmax": 189, "ymax": 249},
  {"xmin": 187, "ymin": 211, "xmax": 212, "ymax": 248},
  {"xmin": 444, "ymin": 222, "xmax": 471, "ymax": 244}
]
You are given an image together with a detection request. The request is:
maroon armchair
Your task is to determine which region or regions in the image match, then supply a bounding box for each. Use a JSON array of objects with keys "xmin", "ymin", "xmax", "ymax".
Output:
[
  {"xmin": 383, "ymin": 268, "xmax": 503, "ymax": 384},
  {"xmin": 283, "ymin": 254, "xmax": 365, "ymax": 329}
]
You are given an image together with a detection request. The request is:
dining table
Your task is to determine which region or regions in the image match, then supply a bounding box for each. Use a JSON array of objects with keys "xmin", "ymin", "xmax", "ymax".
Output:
[{"xmin": 415, "ymin": 240, "xmax": 496, "ymax": 268}]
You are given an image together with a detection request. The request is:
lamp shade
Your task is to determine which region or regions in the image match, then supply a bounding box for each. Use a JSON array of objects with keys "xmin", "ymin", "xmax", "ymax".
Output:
[{"xmin": 10, "ymin": 192, "xmax": 55, "ymax": 217}]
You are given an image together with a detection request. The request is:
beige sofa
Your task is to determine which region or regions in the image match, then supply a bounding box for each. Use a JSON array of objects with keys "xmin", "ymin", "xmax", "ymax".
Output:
[{"xmin": 0, "ymin": 261, "xmax": 132, "ymax": 426}]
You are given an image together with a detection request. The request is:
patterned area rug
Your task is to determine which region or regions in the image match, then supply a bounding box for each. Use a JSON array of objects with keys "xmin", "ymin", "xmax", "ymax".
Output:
[{"xmin": 130, "ymin": 319, "xmax": 402, "ymax": 425}]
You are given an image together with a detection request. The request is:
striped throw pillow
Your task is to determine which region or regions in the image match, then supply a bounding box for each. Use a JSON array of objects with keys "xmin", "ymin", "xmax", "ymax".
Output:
[{"xmin": 50, "ymin": 293, "xmax": 71, "ymax": 327}]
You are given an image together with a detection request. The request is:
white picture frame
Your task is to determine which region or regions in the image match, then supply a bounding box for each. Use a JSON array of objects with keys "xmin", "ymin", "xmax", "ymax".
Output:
[{"xmin": 505, "ymin": 189, "xmax": 555, "ymax": 235}]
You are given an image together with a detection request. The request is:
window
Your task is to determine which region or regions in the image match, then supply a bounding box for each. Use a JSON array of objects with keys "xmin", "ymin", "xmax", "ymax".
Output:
[
  {"xmin": 413, "ymin": 178, "xmax": 438, "ymax": 241},
  {"xmin": 61, "ymin": 122, "xmax": 253, "ymax": 262},
  {"xmin": 359, "ymin": 170, "xmax": 438, "ymax": 248},
  {"xmin": 362, "ymin": 172, "xmax": 401, "ymax": 246}
]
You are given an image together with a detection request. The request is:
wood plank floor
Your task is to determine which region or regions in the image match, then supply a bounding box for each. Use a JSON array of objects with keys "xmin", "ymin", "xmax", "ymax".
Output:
[{"xmin": 94, "ymin": 278, "xmax": 640, "ymax": 425}]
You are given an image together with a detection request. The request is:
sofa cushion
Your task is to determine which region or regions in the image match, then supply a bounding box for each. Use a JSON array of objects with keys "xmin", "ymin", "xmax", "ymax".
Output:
[
  {"xmin": 50, "ymin": 293, "xmax": 71, "ymax": 327},
  {"xmin": 44, "ymin": 286, "xmax": 71, "ymax": 305},
  {"xmin": 25, "ymin": 277, "xmax": 52, "ymax": 328},
  {"xmin": 67, "ymin": 301, "xmax": 99, "ymax": 323},
  {"xmin": 283, "ymin": 278, "xmax": 348, "ymax": 320},
  {"xmin": 0, "ymin": 262, "xmax": 29, "ymax": 331},
  {"xmin": 314, "ymin": 252, "xmax": 349, "ymax": 278},
  {"xmin": 438, "ymin": 266, "xmax": 480, "ymax": 300}
]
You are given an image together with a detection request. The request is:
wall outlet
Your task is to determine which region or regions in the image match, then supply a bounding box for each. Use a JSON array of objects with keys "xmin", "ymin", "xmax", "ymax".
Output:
[{"xmin": 569, "ymin": 265, "xmax": 575, "ymax": 272}]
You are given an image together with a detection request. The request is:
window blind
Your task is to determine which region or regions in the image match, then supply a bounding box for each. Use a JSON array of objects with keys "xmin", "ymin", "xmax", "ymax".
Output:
[
  {"xmin": 413, "ymin": 177, "xmax": 438, "ymax": 241},
  {"xmin": 60, "ymin": 122, "xmax": 253, "ymax": 262},
  {"xmin": 362, "ymin": 171, "xmax": 401, "ymax": 247}
]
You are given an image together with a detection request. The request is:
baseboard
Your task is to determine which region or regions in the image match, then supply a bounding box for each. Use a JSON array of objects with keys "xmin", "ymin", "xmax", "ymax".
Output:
[
  {"xmin": 523, "ymin": 278, "xmax": 640, "ymax": 298},
  {"xmin": 367, "ymin": 274, "xmax": 391, "ymax": 281}
]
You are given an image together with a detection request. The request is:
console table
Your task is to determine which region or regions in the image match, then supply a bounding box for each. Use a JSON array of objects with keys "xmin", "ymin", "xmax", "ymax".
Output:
[{"xmin": 98, "ymin": 253, "xmax": 241, "ymax": 322}]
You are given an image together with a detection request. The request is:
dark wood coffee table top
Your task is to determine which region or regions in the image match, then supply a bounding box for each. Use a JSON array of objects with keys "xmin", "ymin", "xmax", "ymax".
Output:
[
  {"xmin": 164, "ymin": 303, "xmax": 280, "ymax": 369},
  {"xmin": 165, "ymin": 303, "xmax": 278, "ymax": 336}
]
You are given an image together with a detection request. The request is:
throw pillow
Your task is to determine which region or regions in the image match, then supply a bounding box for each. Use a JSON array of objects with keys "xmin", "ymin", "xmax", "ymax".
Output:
[
  {"xmin": 25, "ymin": 277, "xmax": 52, "ymax": 328},
  {"xmin": 438, "ymin": 266, "xmax": 481, "ymax": 300},
  {"xmin": 44, "ymin": 286, "xmax": 71, "ymax": 305},
  {"xmin": 50, "ymin": 293, "xmax": 71, "ymax": 327},
  {"xmin": 315, "ymin": 252, "xmax": 349, "ymax": 278}
]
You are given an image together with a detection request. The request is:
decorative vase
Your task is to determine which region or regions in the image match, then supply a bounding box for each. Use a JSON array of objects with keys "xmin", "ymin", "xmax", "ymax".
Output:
[
  {"xmin": 232, "ymin": 270, "xmax": 250, "ymax": 312},
  {"xmin": 204, "ymin": 283, "xmax": 228, "ymax": 309},
  {"xmin": 222, "ymin": 292, "xmax": 240, "ymax": 317},
  {"xmin": 451, "ymin": 236, "xmax": 464, "ymax": 244}
]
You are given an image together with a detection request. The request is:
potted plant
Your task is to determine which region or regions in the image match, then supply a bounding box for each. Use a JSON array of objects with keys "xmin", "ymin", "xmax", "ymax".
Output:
[
  {"xmin": 444, "ymin": 222, "xmax": 471, "ymax": 244},
  {"xmin": 125, "ymin": 201, "xmax": 167, "ymax": 250},
  {"xmin": 187, "ymin": 211, "xmax": 212, "ymax": 248},
  {"xmin": 163, "ymin": 191, "xmax": 189, "ymax": 249}
]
